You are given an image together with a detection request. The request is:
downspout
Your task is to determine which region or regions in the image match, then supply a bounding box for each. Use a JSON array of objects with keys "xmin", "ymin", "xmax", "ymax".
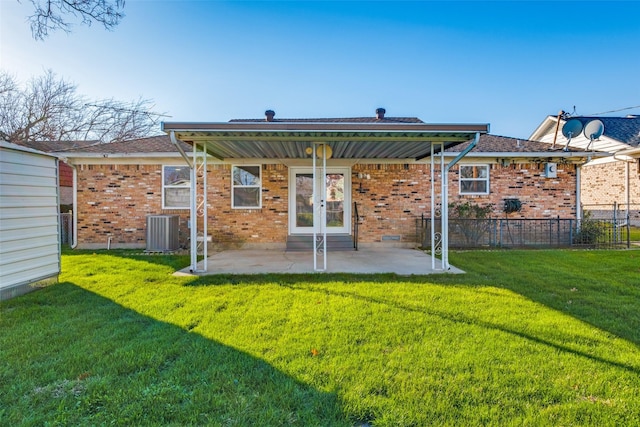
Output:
[
  {"xmin": 576, "ymin": 164, "xmax": 581, "ymax": 223},
  {"xmin": 442, "ymin": 132, "xmax": 480, "ymax": 270},
  {"xmin": 69, "ymin": 161, "xmax": 78, "ymax": 249},
  {"xmin": 170, "ymin": 131, "xmax": 193, "ymax": 168}
]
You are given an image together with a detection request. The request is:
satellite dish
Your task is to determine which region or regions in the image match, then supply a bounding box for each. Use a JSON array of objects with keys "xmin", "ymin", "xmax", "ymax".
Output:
[
  {"xmin": 583, "ymin": 119, "xmax": 604, "ymax": 151},
  {"xmin": 562, "ymin": 119, "xmax": 583, "ymax": 138},
  {"xmin": 561, "ymin": 119, "xmax": 583, "ymax": 151},
  {"xmin": 584, "ymin": 119, "xmax": 604, "ymax": 140}
]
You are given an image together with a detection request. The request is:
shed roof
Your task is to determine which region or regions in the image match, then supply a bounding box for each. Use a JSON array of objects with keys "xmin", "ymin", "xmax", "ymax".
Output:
[
  {"xmin": 161, "ymin": 118, "xmax": 489, "ymax": 161},
  {"xmin": 47, "ymin": 133, "xmax": 595, "ymax": 160},
  {"xmin": 229, "ymin": 116, "xmax": 424, "ymax": 124}
]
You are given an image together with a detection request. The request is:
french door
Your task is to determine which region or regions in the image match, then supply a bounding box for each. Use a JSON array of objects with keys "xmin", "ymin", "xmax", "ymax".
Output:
[{"xmin": 289, "ymin": 167, "xmax": 351, "ymax": 235}]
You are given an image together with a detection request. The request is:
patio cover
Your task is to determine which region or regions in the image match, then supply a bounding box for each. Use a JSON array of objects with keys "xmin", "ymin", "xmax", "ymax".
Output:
[{"xmin": 161, "ymin": 120, "xmax": 489, "ymax": 273}]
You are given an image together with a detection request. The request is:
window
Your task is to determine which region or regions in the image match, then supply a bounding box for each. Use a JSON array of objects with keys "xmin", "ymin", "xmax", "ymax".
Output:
[
  {"xmin": 232, "ymin": 165, "xmax": 261, "ymax": 208},
  {"xmin": 163, "ymin": 165, "xmax": 190, "ymax": 209},
  {"xmin": 459, "ymin": 165, "xmax": 489, "ymax": 195}
]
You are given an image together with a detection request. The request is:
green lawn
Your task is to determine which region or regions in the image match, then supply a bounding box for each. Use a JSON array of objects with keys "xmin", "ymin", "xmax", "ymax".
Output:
[{"xmin": 1, "ymin": 249, "xmax": 639, "ymax": 426}]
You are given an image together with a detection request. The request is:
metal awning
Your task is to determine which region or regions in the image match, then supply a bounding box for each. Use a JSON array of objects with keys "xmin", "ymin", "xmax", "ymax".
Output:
[
  {"xmin": 160, "ymin": 120, "xmax": 489, "ymax": 274},
  {"xmin": 161, "ymin": 121, "xmax": 489, "ymax": 160}
]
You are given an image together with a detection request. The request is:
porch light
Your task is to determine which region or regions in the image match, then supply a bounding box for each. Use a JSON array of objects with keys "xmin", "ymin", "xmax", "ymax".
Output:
[
  {"xmin": 306, "ymin": 145, "xmax": 333, "ymax": 159},
  {"xmin": 317, "ymin": 145, "xmax": 333, "ymax": 159}
]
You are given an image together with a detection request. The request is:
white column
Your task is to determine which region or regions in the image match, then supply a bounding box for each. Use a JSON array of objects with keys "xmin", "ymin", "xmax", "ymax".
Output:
[
  {"xmin": 202, "ymin": 143, "xmax": 208, "ymax": 271},
  {"xmin": 190, "ymin": 143, "xmax": 198, "ymax": 272},
  {"xmin": 430, "ymin": 142, "xmax": 435, "ymax": 270},
  {"xmin": 441, "ymin": 142, "xmax": 449, "ymax": 270},
  {"xmin": 312, "ymin": 143, "xmax": 327, "ymax": 271}
]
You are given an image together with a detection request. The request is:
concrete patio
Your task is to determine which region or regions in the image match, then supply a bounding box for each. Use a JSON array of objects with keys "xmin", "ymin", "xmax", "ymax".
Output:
[{"xmin": 175, "ymin": 247, "xmax": 464, "ymax": 276}]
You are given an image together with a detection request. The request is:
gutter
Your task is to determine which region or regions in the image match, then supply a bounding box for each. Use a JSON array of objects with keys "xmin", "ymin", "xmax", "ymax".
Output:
[
  {"xmin": 170, "ymin": 131, "xmax": 193, "ymax": 168},
  {"xmin": 440, "ymin": 151, "xmax": 610, "ymax": 159},
  {"xmin": 445, "ymin": 132, "xmax": 480, "ymax": 172}
]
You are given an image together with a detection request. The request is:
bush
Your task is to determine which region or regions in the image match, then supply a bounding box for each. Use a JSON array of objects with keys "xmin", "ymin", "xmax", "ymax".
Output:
[
  {"xmin": 449, "ymin": 201, "xmax": 494, "ymax": 246},
  {"xmin": 574, "ymin": 212, "xmax": 606, "ymax": 245}
]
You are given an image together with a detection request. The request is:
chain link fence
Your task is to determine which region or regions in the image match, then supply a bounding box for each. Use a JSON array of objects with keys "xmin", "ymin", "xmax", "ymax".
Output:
[
  {"xmin": 582, "ymin": 203, "xmax": 640, "ymax": 227},
  {"xmin": 59, "ymin": 212, "xmax": 73, "ymax": 246}
]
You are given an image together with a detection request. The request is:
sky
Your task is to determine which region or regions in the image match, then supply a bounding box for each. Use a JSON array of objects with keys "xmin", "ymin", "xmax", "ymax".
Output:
[{"xmin": 1, "ymin": 0, "xmax": 639, "ymax": 139}]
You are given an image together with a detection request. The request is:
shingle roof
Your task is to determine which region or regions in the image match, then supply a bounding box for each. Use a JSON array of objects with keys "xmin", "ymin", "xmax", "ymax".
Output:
[
  {"xmin": 446, "ymin": 134, "xmax": 584, "ymax": 153},
  {"xmin": 570, "ymin": 116, "xmax": 640, "ymax": 148},
  {"xmin": 12, "ymin": 140, "xmax": 98, "ymax": 153},
  {"xmin": 52, "ymin": 134, "xmax": 190, "ymax": 154}
]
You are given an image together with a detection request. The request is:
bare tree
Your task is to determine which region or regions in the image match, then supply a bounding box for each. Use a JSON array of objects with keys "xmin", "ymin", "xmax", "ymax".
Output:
[
  {"xmin": 0, "ymin": 70, "xmax": 162, "ymax": 143},
  {"xmin": 25, "ymin": 0, "xmax": 126, "ymax": 40}
]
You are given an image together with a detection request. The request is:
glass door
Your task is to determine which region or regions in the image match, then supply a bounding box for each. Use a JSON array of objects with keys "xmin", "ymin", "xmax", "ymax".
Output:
[{"xmin": 289, "ymin": 167, "xmax": 350, "ymax": 234}]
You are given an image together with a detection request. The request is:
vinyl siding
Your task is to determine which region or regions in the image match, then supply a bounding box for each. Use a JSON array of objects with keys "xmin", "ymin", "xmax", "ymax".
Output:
[{"xmin": 0, "ymin": 142, "xmax": 60, "ymax": 298}]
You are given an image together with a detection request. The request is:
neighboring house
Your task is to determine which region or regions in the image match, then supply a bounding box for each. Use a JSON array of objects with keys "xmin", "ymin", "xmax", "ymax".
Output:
[
  {"xmin": 530, "ymin": 115, "xmax": 640, "ymax": 224},
  {"xmin": 0, "ymin": 141, "xmax": 61, "ymax": 300},
  {"xmin": 51, "ymin": 111, "xmax": 594, "ymax": 255}
]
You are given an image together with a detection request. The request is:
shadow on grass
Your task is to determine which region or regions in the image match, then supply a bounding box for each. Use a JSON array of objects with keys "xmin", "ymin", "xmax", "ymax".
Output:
[
  {"xmin": 182, "ymin": 254, "xmax": 640, "ymax": 349},
  {"xmin": 0, "ymin": 282, "xmax": 350, "ymax": 426},
  {"xmin": 443, "ymin": 250, "xmax": 640, "ymax": 347},
  {"xmin": 61, "ymin": 249, "xmax": 640, "ymax": 348},
  {"xmin": 283, "ymin": 283, "xmax": 640, "ymax": 376}
]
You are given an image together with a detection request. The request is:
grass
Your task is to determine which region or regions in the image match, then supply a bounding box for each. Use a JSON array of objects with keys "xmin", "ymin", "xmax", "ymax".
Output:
[
  {"xmin": 1, "ymin": 249, "xmax": 639, "ymax": 426},
  {"xmin": 629, "ymin": 226, "xmax": 640, "ymax": 241}
]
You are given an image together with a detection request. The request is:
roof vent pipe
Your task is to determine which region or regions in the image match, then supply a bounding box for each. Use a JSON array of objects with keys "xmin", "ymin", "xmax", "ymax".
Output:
[
  {"xmin": 265, "ymin": 110, "xmax": 275, "ymax": 122},
  {"xmin": 376, "ymin": 108, "xmax": 385, "ymax": 120}
]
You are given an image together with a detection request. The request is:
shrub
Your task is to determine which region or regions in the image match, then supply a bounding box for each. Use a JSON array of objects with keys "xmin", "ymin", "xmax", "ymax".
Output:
[
  {"xmin": 574, "ymin": 212, "xmax": 606, "ymax": 246},
  {"xmin": 449, "ymin": 201, "xmax": 494, "ymax": 247}
]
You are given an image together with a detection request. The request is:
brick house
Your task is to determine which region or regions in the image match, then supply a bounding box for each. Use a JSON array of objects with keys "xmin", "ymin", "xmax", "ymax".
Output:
[
  {"xmin": 54, "ymin": 111, "xmax": 594, "ymax": 269},
  {"xmin": 530, "ymin": 115, "xmax": 640, "ymax": 224}
]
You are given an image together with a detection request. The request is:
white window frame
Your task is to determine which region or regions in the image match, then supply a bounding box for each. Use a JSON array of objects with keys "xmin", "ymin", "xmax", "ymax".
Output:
[
  {"xmin": 232, "ymin": 164, "xmax": 262, "ymax": 209},
  {"xmin": 459, "ymin": 164, "xmax": 490, "ymax": 195},
  {"xmin": 162, "ymin": 165, "xmax": 191, "ymax": 209}
]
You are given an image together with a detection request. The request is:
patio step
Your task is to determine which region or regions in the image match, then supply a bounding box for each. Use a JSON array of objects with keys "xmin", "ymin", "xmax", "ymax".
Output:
[{"xmin": 286, "ymin": 234, "xmax": 354, "ymax": 252}]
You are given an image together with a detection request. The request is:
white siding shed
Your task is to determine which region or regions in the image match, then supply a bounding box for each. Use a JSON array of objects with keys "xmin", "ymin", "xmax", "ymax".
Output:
[{"xmin": 1, "ymin": 141, "xmax": 61, "ymax": 300}]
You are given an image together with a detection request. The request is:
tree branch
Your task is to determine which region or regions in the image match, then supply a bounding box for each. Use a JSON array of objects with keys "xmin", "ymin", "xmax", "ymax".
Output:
[{"xmin": 27, "ymin": 0, "xmax": 125, "ymax": 40}]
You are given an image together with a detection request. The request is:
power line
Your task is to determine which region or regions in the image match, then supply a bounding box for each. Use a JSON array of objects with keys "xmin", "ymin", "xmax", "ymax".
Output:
[{"xmin": 587, "ymin": 105, "xmax": 640, "ymax": 116}]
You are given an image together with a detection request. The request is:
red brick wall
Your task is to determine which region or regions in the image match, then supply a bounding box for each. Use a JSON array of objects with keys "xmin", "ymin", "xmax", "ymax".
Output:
[
  {"xmin": 352, "ymin": 162, "xmax": 578, "ymax": 243},
  {"xmin": 59, "ymin": 162, "xmax": 73, "ymax": 187},
  {"xmin": 75, "ymin": 161, "xmax": 578, "ymax": 248},
  {"xmin": 352, "ymin": 164, "xmax": 430, "ymax": 243},
  {"xmin": 203, "ymin": 164, "xmax": 289, "ymax": 248},
  {"xmin": 75, "ymin": 163, "xmax": 290, "ymax": 249},
  {"xmin": 458, "ymin": 162, "xmax": 578, "ymax": 219},
  {"xmin": 76, "ymin": 164, "xmax": 189, "ymax": 248}
]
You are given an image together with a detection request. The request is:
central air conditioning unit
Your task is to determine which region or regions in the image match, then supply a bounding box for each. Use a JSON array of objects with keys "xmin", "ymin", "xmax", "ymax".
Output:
[{"xmin": 146, "ymin": 214, "xmax": 180, "ymax": 252}]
